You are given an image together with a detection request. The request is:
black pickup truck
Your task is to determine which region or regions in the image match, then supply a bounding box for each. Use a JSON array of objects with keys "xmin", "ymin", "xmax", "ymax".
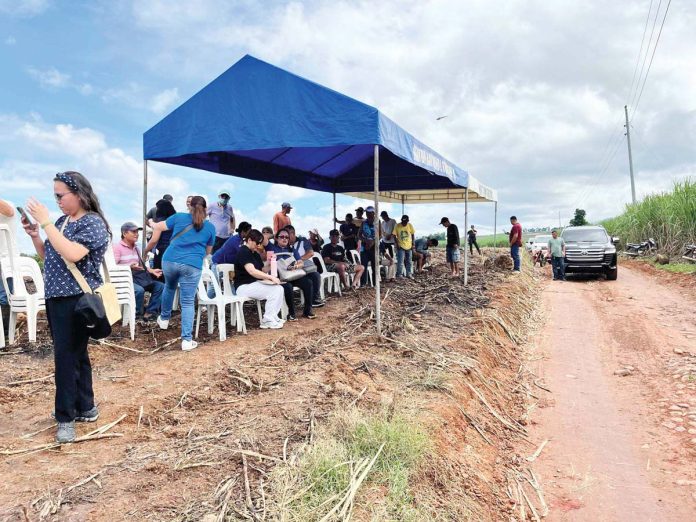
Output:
[{"xmin": 561, "ymin": 226, "xmax": 619, "ymax": 280}]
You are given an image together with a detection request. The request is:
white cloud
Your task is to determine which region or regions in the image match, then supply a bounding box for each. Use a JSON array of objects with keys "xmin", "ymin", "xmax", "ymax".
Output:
[
  {"xmin": 26, "ymin": 66, "xmax": 70, "ymax": 88},
  {"xmin": 150, "ymin": 87, "xmax": 180, "ymax": 114},
  {"xmin": 0, "ymin": 0, "xmax": 50, "ymax": 17},
  {"xmin": 5, "ymin": 36, "xmax": 16, "ymax": 45}
]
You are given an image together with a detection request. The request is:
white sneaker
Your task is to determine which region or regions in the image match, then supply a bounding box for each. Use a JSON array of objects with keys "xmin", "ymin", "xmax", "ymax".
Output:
[
  {"xmin": 181, "ymin": 340, "xmax": 198, "ymax": 351},
  {"xmin": 156, "ymin": 316, "xmax": 169, "ymax": 330},
  {"xmin": 260, "ymin": 320, "xmax": 284, "ymax": 330}
]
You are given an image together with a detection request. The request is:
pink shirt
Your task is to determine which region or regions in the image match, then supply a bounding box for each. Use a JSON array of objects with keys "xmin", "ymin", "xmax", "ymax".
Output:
[{"xmin": 113, "ymin": 240, "xmax": 141, "ymax": 266}]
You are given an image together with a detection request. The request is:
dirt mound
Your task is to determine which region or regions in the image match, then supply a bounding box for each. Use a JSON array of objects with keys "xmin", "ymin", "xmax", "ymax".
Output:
[
  {"xmin": 484, "ymin": 253, "xmax": 513, "ymax": 271},
  {"xmin": 0, "ymin": 252, "xmax": 542, "ymax": 521}
]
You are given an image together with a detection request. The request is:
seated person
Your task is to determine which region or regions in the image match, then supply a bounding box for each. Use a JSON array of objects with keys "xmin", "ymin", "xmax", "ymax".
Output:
[
  {"xmin": 234, "ymin": 229, "xmax": 284, "ymax": 329},
  {"xmin": 308, "ymin": 228, "xmax": 324, "ymax": 252},
  {"xmin": 113, "ymin": 222, "xmax": 164, "ymax": 321},
  {"xmin": 268, "ymin": 229, "xmax": 316, "ymax": 320},
  {"xmin": 321, "ymin": 229, "xmax": 364, "ymax": 289},
  {"xmin": 212, "ymin": 222, "xmax": 252, "ymax": 265},
  {"xmin": 379, "ymin": 241, "xmax": 396, "ymax": 281},
  {"xmin": 285, "ymin": 225, "xmax": 323, "ymax": 307},
  {"xmin": 414, "ymin": 238, "xmax": 438, "ymax": 272},
  {"xmin": 259, "ymin": 226, "xmax": 274, "ymax": 261}
]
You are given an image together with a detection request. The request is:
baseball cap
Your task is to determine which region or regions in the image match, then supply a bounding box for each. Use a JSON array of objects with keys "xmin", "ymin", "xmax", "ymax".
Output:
[
  {"xmin": 162, "ymin": 194, "xmax": 173, "ymax": 202},
  {"xmin": 329, "ymin": 229, "xmax": 340, "ymax": 236},
  {"xmin": 121, "ymin": 221, "xmax": 143, "ymax": 233},
  {"xmin": 439, "ymin": 217, "xmax": 449, "ymax": 225},
  {"xmin": 380, "ymin": 211, "xmax": 388, "ymax": 217},
  {"xmin": 218, "ymin": 188, "xmax": 232, "ymax": 197},
  {"xmin": 282, "ymin": 202, "xmax": 293, "ymax": 209},
  {"xmin": 365, "ymin": 206, "xmax": 375, "ymax": 212},
  {"xmin": 355, "ymin": 206, "xmax": 365, "ymax": 213}
]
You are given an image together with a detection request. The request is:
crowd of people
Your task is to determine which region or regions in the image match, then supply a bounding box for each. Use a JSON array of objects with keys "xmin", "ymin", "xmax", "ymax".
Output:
[{"xmin": 0, "ymin": 172, "xmax": 480, "ymax": 443}]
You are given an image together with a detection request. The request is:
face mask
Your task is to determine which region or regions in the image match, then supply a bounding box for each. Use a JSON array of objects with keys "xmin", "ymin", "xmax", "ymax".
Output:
[{"xmin": 218, "ymin": 197, "xmax": 229, "ymax": 206}]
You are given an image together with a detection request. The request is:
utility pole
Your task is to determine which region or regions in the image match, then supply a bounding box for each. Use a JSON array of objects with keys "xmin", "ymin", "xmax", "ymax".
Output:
[
  {"xmin": 558, "ymin": 210, "xmax": 561, "ymax": 229},
  {"xmin": 624, "ymin": 105, "xmax": 636, "ymax": 204}
]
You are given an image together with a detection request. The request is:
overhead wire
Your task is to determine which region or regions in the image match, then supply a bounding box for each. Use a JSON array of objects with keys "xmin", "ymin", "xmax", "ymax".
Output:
[
  {"xmin": 628, "ymin": 0, "xmax": 663, "ymax": 110},
  {"xmin": 630, "ymin": 0, "xmax": 672, "ymax": 120}
]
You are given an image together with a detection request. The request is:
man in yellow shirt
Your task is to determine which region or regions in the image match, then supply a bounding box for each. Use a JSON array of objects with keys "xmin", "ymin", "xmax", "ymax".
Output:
[{"xmin": 394, "ymin": 215, "xmax": 415, "ymax": 279}]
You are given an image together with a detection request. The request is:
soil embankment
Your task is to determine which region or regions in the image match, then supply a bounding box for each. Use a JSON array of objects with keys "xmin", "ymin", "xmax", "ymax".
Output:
[{"xmin": 1, "ymin": 252, "xmax": 544, "ymax": 520}]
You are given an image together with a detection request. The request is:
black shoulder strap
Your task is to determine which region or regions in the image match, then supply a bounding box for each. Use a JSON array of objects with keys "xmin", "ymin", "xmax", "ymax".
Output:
[{"xmin": 170, "ymin": 224, "xmax": 194, "ymax": 244}]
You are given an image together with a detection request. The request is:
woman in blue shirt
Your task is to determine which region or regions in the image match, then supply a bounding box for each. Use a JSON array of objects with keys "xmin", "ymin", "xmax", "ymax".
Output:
[
  {"xmin": 23, "ymin": 171, "xmax": 109, "ymax": 443},
  {"xmin": 150, "ymin": 196, "xmax": 215, "ymax": 351}
]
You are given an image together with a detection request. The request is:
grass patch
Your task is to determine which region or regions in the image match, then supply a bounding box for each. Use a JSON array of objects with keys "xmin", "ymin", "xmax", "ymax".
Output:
[
  {"xmin": 652, "ymin": 261, "xmax": 696, "ymax": 274},
  {"xmin": 268, "ymin": 408, "xmax": 432, "ymax": 521},
  {"xmin": 407, "ymin": 367, "xmax": 453, "ymax": 393}
]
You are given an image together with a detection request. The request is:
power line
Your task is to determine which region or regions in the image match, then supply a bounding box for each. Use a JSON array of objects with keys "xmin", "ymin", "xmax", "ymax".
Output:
[
  {"xmin": 628, "ymin": 0, "xmax": 663, "ymax": 110},
  {"xmin": 630, "ymin": 0, "xmax": 672, "ymax": 120},
  {"xmin": 625, "ymin": 0, "xmax": 654, "ymax": 103}
]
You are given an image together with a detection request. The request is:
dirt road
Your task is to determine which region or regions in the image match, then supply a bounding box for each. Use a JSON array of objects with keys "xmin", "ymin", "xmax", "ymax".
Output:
[{"xmin": 529, "ymin": 264, "xmax": 696, "ymax": 521}]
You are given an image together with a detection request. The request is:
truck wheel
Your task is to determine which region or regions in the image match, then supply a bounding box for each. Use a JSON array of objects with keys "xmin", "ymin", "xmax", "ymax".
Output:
[{"xmin": 606, "ymin": 268, "xmax": 618, "ymax": 280}]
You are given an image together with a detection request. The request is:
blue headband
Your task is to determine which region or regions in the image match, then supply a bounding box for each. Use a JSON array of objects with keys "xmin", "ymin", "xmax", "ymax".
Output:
[{"xmin": 55, "ymin": 172, "xmax": 79, "ymax": 192}]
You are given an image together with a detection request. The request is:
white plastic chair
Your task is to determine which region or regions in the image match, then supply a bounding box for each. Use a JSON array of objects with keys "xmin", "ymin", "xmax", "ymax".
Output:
[
  {"xmin": 312, "ymin": 252, "xmax": 341, "ymax": 299},
  {"xmin": 0, "ymin": 225, "xmax": 45, "ymax": 345},
  {"xmin": 196, "ymin": 267, "xmax": 248, "ymax": 340},
  {"xmin": 103, "ymin": 248, "xmax": 137, "ymax": 340},
  {"xmin": 216, "ymin": 263, "xmax": 287, "ymax": 324},
  {"xmin": 349, "ymin": 249, "xmax": 373, "ymax": 287}
]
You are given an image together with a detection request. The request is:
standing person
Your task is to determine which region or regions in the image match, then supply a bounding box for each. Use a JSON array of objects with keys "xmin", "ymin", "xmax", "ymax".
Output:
[
  {"xmin": 270, "ymin": 229, "xmax": 316, "ymax": 320},
  {"xmin": 113, "ymin": 222, "xmax": 164, "ymax": 321},
  {"xmin": 509, "ymin": 216, "xmax": 523, "ymax": 272},
  {"xmin": 467, "ymin": 225, "xmax": 481, "ymax": 255},
  {"xmin": 234, "ymin": 229, "xmax": 285, "ymax": 328},
  {"xmin": 143, "ymin": 199, "xmax": 176, "ymax": 272},
  {"xmin": 339, "ymin": 213, "xmax": 359, "ymax": 253},
  {"xmin": 0, "ymin": 198, "xmax": 18, "ymax": 341},
  {"xmin": 353, "ymin": 207, "xmax": 366, "ymax": 229},
  {"xmin": 22, "ymin": 171, "xmax": 110, "ymax": 443},
  {"xmin": 439, "ymin": 217, "xmax": 460, "ymax": 277},
  {"xmin": 359, "ymin": 207, "xmax": 377, "ymax": 286},
  {"xmin": 273, "ymin": 202, "xmax": 293, "ymax": 234},
  {"xmin": 151, "ymin": 196, "xmax": 216, "ymax": 351},
  {"xmin": 394, "ymin": 215, "xmax": 415, "ymax": 279},
  {"xmin": 308, "ymin": 228, "xmax": 324, "ymax": 252},
  {"xmin": 146, "ymin": 194, "xmax": 174, "ymax": 222},
  {"xmin": 380, "ymin": 211, "xmax": 397, "ymax": 259},
  {"xmin": 185, "ymin": 195, "xmax": 194, "ymax": 210},
  {"xmin": 321, "ymin": 229, "xmax": 364, "ymax": 289},
  {"xmin": 208, "ymin": 188, "xmax": 235, "ymax": 253},
  {"xmin": 547, "ymin": 229, "xmax": 567, "ymax": 281}
]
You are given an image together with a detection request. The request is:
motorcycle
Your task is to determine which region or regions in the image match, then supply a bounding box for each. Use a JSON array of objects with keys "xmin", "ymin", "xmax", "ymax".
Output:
[
  {"xmin": 682, "ymin": 244, "xmax": 696, "ymax": 263},
  {"xmin": 624, "ymin": 238, "xmax": 657, "ymax": 257}
]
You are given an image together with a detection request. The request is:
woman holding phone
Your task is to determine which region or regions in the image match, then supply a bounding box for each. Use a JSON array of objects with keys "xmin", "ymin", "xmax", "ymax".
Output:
[{"xmin": 22, "ymin": 171, "xmax": 110, "ymax": 443}]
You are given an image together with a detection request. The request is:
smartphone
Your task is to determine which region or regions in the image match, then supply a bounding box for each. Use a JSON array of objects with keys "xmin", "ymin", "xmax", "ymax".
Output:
[{"xmin": 16, "ymin": 206, "xmax": 37, "ymax": 229}]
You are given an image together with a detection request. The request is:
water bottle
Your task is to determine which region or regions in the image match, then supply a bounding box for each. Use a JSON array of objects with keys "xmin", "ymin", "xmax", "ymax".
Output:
[{"xmin": 269, "ymin": 252, "xmax": 278, "ymax": 278}]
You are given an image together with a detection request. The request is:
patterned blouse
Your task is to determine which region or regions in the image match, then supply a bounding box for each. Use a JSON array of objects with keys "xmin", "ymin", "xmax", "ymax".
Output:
[{"xmin": 43, "ymin": 213, "xmax": 109, "ymax": 298}]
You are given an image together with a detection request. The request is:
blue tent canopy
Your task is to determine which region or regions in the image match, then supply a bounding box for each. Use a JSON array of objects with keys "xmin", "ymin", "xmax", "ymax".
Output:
[{"xmin": 143, "ymin": 54, "xmax": 496, "ymax": 202}]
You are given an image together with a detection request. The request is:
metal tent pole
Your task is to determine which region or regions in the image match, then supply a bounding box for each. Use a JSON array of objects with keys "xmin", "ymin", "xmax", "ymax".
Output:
[
  {"xmin": 493, "ymin": 201, "xmax": 498, "ymax": 254},
  {"xmin": 332, "ymin": 192, "xmax": 337, "ymax": 230},
  {"xmin": 401, "ymin": 194, "xmax": 405, "ymax": 216},
  {"xmin": 373, "ymin": 145, "xmax": 381, "ymax": 336},
  {"xmin": 142, "ymin": 160, "xmax": 148, "ymax": 254},
  {"xmin": 464, "ymin": 187, "xmax": 469, "ymax": 285}
]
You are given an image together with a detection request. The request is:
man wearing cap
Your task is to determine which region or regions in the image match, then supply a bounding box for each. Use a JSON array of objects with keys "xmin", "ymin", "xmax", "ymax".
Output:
[
  {"xmin": 208, "ymin": 189, "xmax": 235, "ymax": 253},
  {"xmin": 321, "ymin": 229, "xmax": 364, "ymax": 289},
  {"xmin": 146, "ymin": 194, "xmax": 174, "ymax": 222},
  {"xmin": 440, "ymin": 217, "xmax": 460, "ymax": 277},
  {"xmin": 113, "ymin": 222, "xmax": 164, "ymax": 321},
  {"xmin": 359, "ymin": 206, "xmax": 377, "ymax": 286},
  {"xmin": 273, "ymin": 202, "xmax": 293, "ymax": 234},
  {"xmin": 394, "ymin": 215, "xmax": 416, "ymax": 279}
]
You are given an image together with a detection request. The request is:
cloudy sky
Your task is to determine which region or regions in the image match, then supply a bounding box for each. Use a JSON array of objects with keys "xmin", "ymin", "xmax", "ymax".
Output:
[{"xmin": 1, "ymin": 0, "xmax": 694, "ymax": 252}]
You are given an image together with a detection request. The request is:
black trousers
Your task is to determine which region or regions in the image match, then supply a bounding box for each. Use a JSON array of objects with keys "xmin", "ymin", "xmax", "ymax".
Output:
[
  {"xmin": 307, "ymin": 271, "xmax": 321, "ymax": 302},
  {"xmin": 282, "ymin": 276, "xmax": 314, "ymax": 316},
  {"xmin": 46, "ymin": 295, "xmax": 95, "ymax": 423},
  {"xmin": 360, "ymin": 250, "xmax": 376, "ymax": 286}
]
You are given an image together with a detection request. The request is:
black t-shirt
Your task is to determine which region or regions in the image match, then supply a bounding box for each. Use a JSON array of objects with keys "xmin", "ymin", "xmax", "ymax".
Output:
[
  {"xmin": 339, "ymin": 223, "xmax": 359, "ymax": 251},
  {"xmin": 447, "ymin": 224, "xmax": 460, "ymax": 247},
  {"xmin": 234, "ymin": 245, "xmax": 263, "ymax": 289},
  {"xmin": 321, "ymin": 243, "xmax": 346, "ymax": 263},
  {"xmin": 467, "ymin": 229, "xmax": 477, "ymax": 242}
]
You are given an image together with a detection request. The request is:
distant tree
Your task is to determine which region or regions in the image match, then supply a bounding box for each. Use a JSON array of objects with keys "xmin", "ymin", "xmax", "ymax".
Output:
[{"xmin": 569, "ymin": 209, "xmax": 588, "ymax": 226}]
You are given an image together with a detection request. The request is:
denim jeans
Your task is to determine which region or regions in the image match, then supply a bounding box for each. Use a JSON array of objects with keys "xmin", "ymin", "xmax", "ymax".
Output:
[
  {"xmin": 160, "ymin": 261, "xmax": 202, "ymax": 341},
  {"xmin": 510, "ymin": 244, "xmax": 521, "ymax": 271},
  {"xmin": 551, "ymin": 256, "xmax": 566, "ymax": 280},
  {"xmin": 134, "ymin": 280, "xmax": 164, "ymax": 316},
  {"xmin": 396, "ymin": 248, "xmax": 412, "ymax": 277}
]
